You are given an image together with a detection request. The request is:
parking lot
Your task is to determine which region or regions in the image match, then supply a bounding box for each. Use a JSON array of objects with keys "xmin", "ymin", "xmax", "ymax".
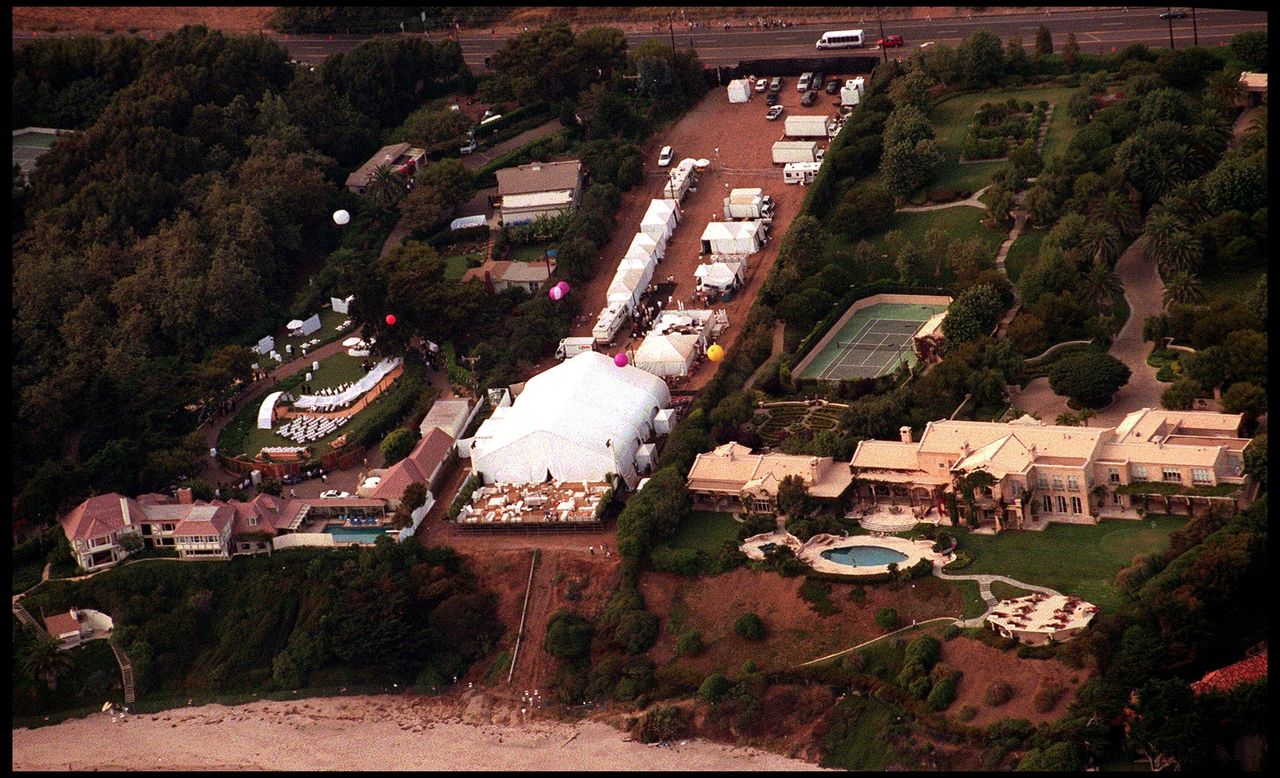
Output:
[{"xmin": 546, "ymin": 71, "xmax": 867, "ymax": 392}]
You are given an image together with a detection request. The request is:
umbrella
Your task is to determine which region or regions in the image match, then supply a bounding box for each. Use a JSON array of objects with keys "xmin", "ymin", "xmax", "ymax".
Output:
[
  {"xmin": 342, "ymin": 337, "xmax": 362, "ymax": 347},
  {"xmin": 102, "ymin": 701, "xmax": 113, "ymax": 712}
]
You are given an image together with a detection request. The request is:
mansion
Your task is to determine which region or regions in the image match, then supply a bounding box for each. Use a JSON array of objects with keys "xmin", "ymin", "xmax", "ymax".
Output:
[{"xmin": 850, "ymin": 408, "xmax": 1256, "ymax": 529}]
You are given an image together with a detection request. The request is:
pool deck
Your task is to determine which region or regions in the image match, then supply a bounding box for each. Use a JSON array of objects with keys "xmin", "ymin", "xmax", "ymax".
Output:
[{"xmin": 742, "ymin": 530, "xmax": 952, "ymax": 577}]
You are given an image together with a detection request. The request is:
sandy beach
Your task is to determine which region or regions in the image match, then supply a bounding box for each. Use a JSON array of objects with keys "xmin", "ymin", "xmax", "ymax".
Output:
[{"xmin": 12, "ymin": 692, "xmax": 826, "ymax": 771}]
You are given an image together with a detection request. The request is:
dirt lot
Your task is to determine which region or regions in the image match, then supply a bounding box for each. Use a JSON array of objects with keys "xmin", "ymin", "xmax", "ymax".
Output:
[
  {"xmin": 12, "ymin": 6, "xmax": 275, "ymax": 34},
  {"xmin": 532, "ymin": 76, "xmax": 869, "ymax": 392},
  {"xmin": 940, "ymin": 636, "xmax": 1090, "ymax": 727},
  {"xmin": 640, "ymin": 567, "xmax": 963, "ymax": 674}
]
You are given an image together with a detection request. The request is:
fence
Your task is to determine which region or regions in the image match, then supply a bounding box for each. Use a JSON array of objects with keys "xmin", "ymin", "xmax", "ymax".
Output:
[{"xmin": 706, "ymin": 54, "xmax": 881, "ymax": 85}]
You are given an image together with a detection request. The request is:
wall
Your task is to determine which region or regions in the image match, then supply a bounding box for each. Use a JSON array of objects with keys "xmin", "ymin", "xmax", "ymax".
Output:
[{"xmin": 272, "ymin": 532, "xmax": 336, "ymax": 550}]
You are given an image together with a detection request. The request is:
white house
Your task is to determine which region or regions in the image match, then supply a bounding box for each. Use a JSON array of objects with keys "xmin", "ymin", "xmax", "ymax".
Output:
[{"xmin": 469, "ymin": 351, "xmax": 671, "ymax": 487}]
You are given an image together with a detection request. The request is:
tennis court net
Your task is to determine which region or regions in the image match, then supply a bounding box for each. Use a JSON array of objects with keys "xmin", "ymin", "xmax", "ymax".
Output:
[{"xmin": 836, "ymin": 340, "xmax": 911, "ymax": 353}]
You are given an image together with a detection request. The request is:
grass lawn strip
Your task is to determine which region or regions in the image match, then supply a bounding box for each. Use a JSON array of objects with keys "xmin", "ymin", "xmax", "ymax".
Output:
[
  {"xmin": 952, "ymin": 514, "xmax": 1186, "ymax": 611},
  {"xmin": 987, "ymin": 580, "xmax": 1034, "ymax": 601},
  {"xmin": 1003, "ymin": 227, "xmax": 1045, "ymax": 283},
  {"xmin": 444, "ymin": 252, "xmax": 483, "ymax": 281},
  {"xmin": 667, "ymin": 511, "xmax": 741, "ymax": 554}
]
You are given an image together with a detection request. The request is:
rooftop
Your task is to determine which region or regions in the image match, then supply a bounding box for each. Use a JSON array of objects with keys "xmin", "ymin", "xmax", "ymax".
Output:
[
  {"xmin": 1192, "ymin": 646, "xmax": 1268, "ymax": 695},
  {"xmin": 687, "ymin": 442, "xmax": 853, "ymax": 499},
  {"xmin": 986, "ymin": 593, "xmax": 1098, "ymax": 636},
  {"xmin": 495, "ymin": 159, "xmax": 582, "ymax": 196}
]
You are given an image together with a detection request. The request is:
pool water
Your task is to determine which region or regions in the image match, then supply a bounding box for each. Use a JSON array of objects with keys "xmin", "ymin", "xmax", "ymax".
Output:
[
  {"xmin": 324, "ymin": 525, "xmax": 394, "ymax": 544},
  {"xmin": 820, "ymin": 545, "xmax": 909, "ymax": 567}
]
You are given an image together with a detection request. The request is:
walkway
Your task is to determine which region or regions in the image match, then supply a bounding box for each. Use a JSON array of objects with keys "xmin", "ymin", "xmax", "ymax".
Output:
[
  {"xmin": 1229, "ymin": 105, "xmax": 1262, "ymax": 150},
  {"xmin": 460, "ymin": 119, "xmax": 562, "ymax": 171},
  {"xmin": 895, "ymin": 185, "xmax": 990, "ymax": 214},
  {"xmin": 799, "ymin": 616, "xmax": 957, "ymax": 667},
  {"xmin": 932, "ymin": 568, "xmax": 1061, "ymax": 628},
  {"xmin": 742, "ymin": 320, "xmax": 785, "ymax": 391}
]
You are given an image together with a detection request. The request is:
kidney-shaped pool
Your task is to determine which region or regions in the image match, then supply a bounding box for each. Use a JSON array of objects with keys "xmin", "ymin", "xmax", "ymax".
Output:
[{"xmin": 819, "ymin": 544, "xmax": 910, "ymax": 568}]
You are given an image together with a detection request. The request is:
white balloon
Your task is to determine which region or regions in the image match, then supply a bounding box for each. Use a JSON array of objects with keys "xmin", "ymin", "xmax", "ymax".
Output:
[{"xmin": 333, "ymin": 209, "xmax": 351, "ymax": 226}]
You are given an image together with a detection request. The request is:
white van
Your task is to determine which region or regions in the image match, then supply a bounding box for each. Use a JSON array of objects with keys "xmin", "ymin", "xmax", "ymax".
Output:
[
  {"xmin": 555, "ymin": 337, "xmax": 596, "ymax": 361},
  {"xmin": 815, "ymin": 29, "xmax": 864, "ymax": 49},
  {"xmin": 797, "ymin": 72, "xmax": 813, "ymax": 91},
  {"xmin": 783, "ymin": 161, "xmax": 822, "ymax": 184}
]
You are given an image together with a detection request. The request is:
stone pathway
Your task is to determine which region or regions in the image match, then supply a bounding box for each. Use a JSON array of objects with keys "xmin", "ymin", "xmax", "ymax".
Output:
[
  {"xmin": 932, "ymin": 569, "xmax": 1061, "ymax": 628},
  {"xmin": 896, "ymin": 185, "xmax": 991, "ymax": 214}
]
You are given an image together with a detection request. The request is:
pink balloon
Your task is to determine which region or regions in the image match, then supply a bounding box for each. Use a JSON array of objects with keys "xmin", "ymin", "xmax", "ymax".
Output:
[
  {"xmin": 549, "ymin": 286, "xmax": 564, "ymax": 301},
  {"xmin": 613, "ymin": 352, "xmax": 629, "ymax": 367},
  {"xmin": 556, "ymin": 281, "xmax": 570, "ymax": 295}
]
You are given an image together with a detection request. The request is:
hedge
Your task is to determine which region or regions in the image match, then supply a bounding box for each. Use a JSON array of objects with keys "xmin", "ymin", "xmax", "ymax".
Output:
[
  {"xmin": 448, "ymin": 472, "xmax": 483, "ymax": 520},
  {"xmin": 342, "ymin": 365, "xmax": 429, "ymax": 449}
]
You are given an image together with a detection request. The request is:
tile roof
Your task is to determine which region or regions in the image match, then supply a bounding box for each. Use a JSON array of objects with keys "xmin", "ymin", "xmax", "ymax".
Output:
[
  {"xmin": 345, "ymin": 143, "xmax": 421, "ymax": 189},
  {"xmin": 173, "ymin": 505, "xmax": 234, "ymax": 537},
  {"xmin": 495, "ymin": 160, "xmax": 581, "ymax": 196},
  {"xmin": 370, "ymin": 428, "xmax": 453, "ymax": 503},
  {"xmin": 59, "ymin": 494, "xmax": 142, "ymax": 541},
  {"xmin": 918, "ymin": 420, "xmax": 1106, "ymax": 460},
  {"xmin": 1192, "ymin": 647, "xmax": 1268, "ymax": 695},
  {"xmin": 687, "ymin": 442, "xmax": 852, "ymax": 498},
  {"xmin": 43, "ymin": 610, "xmax": 82, "ymax": 638},
  {"xmin": 851, "ymin": 439, "xmax": 921, "ymax": 471}
]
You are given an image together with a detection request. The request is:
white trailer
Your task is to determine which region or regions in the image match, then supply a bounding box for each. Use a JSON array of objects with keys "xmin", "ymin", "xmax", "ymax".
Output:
[
  {"xmin": 783, "ymin": 161, "xmax": 822, "ymax": 184},
  {"xmin": 555, "ymin": 337, "xmax": 596, "ymax": 361},
  {"xmin": 726, "ymin": 78, "xmax": 752, "ymax": 103},
  {"xmin": 663, "ymin": 159, "xmax": 696, "ymax": 201},
  {"xmin": 722, "ymin": 188, "xmax": 774, "ymax": 221},
  {"xmin": 593, "ymin": 304, "xmax": 629, "ymax": 344},
  {"xmin": 772, "ymin": 140, "xmax": 820, "ymax": 164},
  {"xmin": 784, "ymin": 115, "xmax": 833, "ymax": 138},
  {"xmin": 841, "ymin": 77, "xmax": 866, "ymax": 107}
]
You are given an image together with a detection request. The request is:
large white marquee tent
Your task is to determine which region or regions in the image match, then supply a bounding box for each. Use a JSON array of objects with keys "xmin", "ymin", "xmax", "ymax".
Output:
[{"xmin": 469, "ymin": 351, "xmax": 671, "ymax": 487}]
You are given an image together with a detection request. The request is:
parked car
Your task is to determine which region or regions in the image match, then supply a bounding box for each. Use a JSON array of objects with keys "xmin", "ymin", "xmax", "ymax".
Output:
[
  {"xmin": 766, "ymin": 105, "xmax": 785, "ymax": 120},
  {"xmin": 800, "ymin": 90, "xmax": 818, "ymax": 107},
  {"xmin": 825, "ymin": 78, "xmax": 841, "ymax": 94},
  {"xmin": 319, "ymin": 490, "xmax": 351, "ymax": 499},
  {"xmin": 1159, "ymin": 9, "xmax": 1187, "ymax": 19},
  {"xmin": 811, "ymin": 71, "xmax": 825, "ymax": 91},
  {"xmin": 769, "ymin": 76, "xmax": 782, "ymax": 93},
  {"xmin": 459, "ymin": 140, "xmax": 478, "ymax": 155},
  {"xmin": 765, "ymin": 92, "xmax": 779, "ymax": 106},
  {"xmin": 877, "ymin": 34, "xmax": 905, "ymax": 47},
  {"xmin": 658, "ymin": 145, "xmax": 674, "ymax": 166},
  {"xmin": 755, "ymin": 77, "xmax": 768, "ymax": 93}
]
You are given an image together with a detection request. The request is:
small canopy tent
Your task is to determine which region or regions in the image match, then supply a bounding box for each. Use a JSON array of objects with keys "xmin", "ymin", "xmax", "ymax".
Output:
[
  {"xmin": 700, "ymin": 221, "xmax": 763, "ymax": 255},
  {"xmin": 607, "ymin": 265, "xmax": 651, "ymax": 309},
  {"xmin": 726, "ymin": 78, "xmax": 752, "ymax": 103},
  {"xmin": 640, "ymin": 199, "xmax": 678, "ymax": 242},
  {"xmin": 694, "ymin": 261, "xmax": 744, "ymax": 291},
  {"xmin": 633, "ymin": 332, "xmax": 700, "ymax": 378}
]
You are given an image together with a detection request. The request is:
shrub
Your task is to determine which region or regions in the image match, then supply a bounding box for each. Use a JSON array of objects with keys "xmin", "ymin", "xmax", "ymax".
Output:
[
  {"xmin": 613, "ymin": 610, "xmax": 660, "ymax": 655},
  {"xmin": 734, "ymin": 612, "xmax": 766, "ymax": 641},
  {"xmin": 957, "ymin": 704, "xmax": 978, "ymax": 721},
  {"xmin": 698, "ymin": 672, "xmax": 732, "ymax": 704},
  {"xmin": 799, "ymin": 577, "xmax": 838, "ymax": 616},
  {"xmin": 984, "ymin": 680, "xmax": 1015, "ymax": 707},
  {"xmin": 904, "ymin": 635, "xmax": 942, "ymax": 672},
  {"xmin": 909, "ymin": 676, "xmax": 933, "ymax": 700},
  {"xmin": 634, "ymin": 705, "xmax": 689, "ymax": 744},
  {"xmin": 675, "ymin": 630, "xmax": 705, "ymax": 657},
  {"xmin": 650, "ymin": 545, "xmax": 704, "ymax": 576},
  {"xmin": 875, "ymin": 607, "xmax": 901, "ymax": 631},
  {"xmin": 544, "ymin": 610, "xmax": 594, "ymax": 662},
  {"xmin": 378, "ymin": 428, "xmax": 418, "ymax": 466},
  {"xmin": 927, "ymin": 676, "xmax": 959, "ymax": 711},
  {"xmin": 943, "ymin": 624, "xmax": 961, "ymax": 641},
  {"xmin": 1032, "ymin": 676, "xmax": 1067, "ymax": 713},
  {"xmin": 848, "ymin": 585, "xmax": 867, "ymax": 603}
]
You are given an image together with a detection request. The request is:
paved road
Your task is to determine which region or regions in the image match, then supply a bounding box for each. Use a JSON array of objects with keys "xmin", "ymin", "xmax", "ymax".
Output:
[
  {"xmin": 1091, "ymin": 240, "xmax": 1167, "ymax": 426},
  {"xmin": 14, "ymin": 9, "xmax": 1266, "ymax": 69}
]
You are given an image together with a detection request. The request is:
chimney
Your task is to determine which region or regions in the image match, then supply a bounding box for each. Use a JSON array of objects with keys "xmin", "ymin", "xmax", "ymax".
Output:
[
  {"xmin": 961, "ymin": 442, "xmax": 971, "ymax": 457},
  {"xmin": 899, "ymin": 425, "xmax": 913, "ymax": 444},
  {"xmin": 177, "ymin": 487, "xmax": 194, "ymax": 505},
  {"xmin": 810, "ymin": 457, "xmax": 819, "ymax": 482}
]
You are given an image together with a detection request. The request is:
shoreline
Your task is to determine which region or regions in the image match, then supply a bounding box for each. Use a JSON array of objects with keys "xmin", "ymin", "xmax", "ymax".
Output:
[{"xmin": 13, "ymin": 691, "xmax": 828, "ymax": 771}]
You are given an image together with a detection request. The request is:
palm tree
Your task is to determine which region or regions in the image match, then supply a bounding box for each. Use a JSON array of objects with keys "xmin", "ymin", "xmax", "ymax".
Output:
[
  {"xmin": 22, "ymin": 634, "xmax": 72, "ymax": 691},
  {"xmin": 1191, "ymin": 108, "xmax": 1232, "ymax": 152},
  {"xmin": 1140, "ymin": 209, "xmax": 1184, "ymax": 265},
  {"xmin": 1081, "ymin": 259, "xmax": 1124, "ymax": 312},
  {"xmin": 1163, "ymin": 181, "xmax": 1209, "ymax": 225},
  {"xmin": 1077, "ymin": 407, "xmax": 1096, "ymax": 427},
  {"xmin": 1092, "ymin": 189, "xmax": 1140, "ymax": 237},
  {"xmin": 1163, "ymin": 271, "xmax": 1206, "ymax": 308},
  {"xmin": 364, "ymin": 164, "xmax": 408, "ymax": 211},
  {"xmin": 1203, "ymin": 70, "xmax": 1245, "ymax": 112},
  {"xmin": 1081, "ymin": 219, "xmax": 1124, "ymax": 266},
  {"xmin": 1154, "ymin": 230, "xmax": 1204, "ymax": 276}
]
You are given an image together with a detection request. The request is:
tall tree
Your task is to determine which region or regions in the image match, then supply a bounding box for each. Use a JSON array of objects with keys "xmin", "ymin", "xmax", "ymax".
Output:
[
  {"xmin": 1035, "ymin": 24, "xmax": 1054, "ymax": 56},
  {"xmin": 1062, "ymin": 32, "xmax": 1080, "ymax": 72},
  {"xmin": 22, "ymin": 634, "xmax": 73, "ymax": 691},
  {"xmin": 1162, "ymin": 271, "xmax": 1206, "ymax": 308},
  {"xmin": 1081, "ymin": 259, "xmax": 1124, "ymax": 312}
]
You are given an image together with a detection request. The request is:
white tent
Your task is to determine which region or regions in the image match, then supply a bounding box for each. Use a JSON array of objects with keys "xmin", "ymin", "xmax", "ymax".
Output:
[
  {"xmin": 620, "ymin": 250, "xmax": 658, "ymax": 276},
  {"xmin": 293, "ymin": 357, "xmax": 402, "ymax": 411},
  {"xmin": 607, "ymin": 266, "xmax": 651, "ymax": 309},
  {"xmin": 330, "ymin": 295, "xmax": 354, "ymax": 314},
  {"xmin": 726, "ymin": 78, "xmax": 752, "ymax": 103},
  {"xmin": 449, "ymin": 214, "xmax": 487, "ymax": 231},
  {"xmin": 290, "ymin": 314, "xmax": 321, "ymax": 336},
  {"xmin": 700, "ymin": 221, "xmax": 763, "ymax": 255},
  {"xmin": 257, "ymin": 391, "xmax": 284, "ymax": 430},
  {"xmin": 469, "ymin": 351, "xmax": 671, "ymax": 488},
  {"xmin": 640, "ymin": 199, "xmax": 678, "ymax": 242},
  {"xmin": 286, "ymin": 319, "xmax": 304, "ymax": 331},
  {"xmin": 694, "ymin": 261, "xmax": 744, "ymax": 291},
  {"xmin": 625, "ymin": 231, "xmax": 663, "ymax": 262},
  {"xmin": 633, "ymin": 331, "xmax": 700, "ymax": 377},
  {"xmin": 254, "ymin": 335, "xmax": 275, "ymax": 355}
]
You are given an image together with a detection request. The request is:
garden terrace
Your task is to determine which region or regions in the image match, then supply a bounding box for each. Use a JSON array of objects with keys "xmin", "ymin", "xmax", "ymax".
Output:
[
  {"xmin": 753, "ymin": 400, "xmax": 847, "ymax": 447},
  {"xmin": 960, "ymin": 98, "xmax": 1048, "ymax": 161}
]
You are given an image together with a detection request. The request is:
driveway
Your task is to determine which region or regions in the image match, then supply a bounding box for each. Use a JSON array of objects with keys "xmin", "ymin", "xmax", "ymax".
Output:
[{"xmin": 461, "ymin": 119, "xmax": 562, "ymax": 170}]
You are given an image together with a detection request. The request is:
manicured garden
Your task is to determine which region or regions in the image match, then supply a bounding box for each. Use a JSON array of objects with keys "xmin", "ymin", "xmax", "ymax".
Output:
[
  {"xmin": 951, "ymin": 515, "xmax": 1187, "ymax": 611},
  {"xmin": 753, "ymin": 401, "xmax": 847, "ymax": 447}
]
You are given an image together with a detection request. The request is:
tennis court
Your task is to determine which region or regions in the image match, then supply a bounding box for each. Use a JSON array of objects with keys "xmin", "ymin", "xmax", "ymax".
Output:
[
  {"xmin": 13, "ymin": 129, "xmax": 65, "ymax": 178},
  {"xmin": 797, "ymin": 301, "xmax": 949, "ymax": 382}
]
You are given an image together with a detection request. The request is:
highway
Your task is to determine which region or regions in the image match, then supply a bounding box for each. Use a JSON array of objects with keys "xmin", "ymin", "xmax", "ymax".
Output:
[{"xmin": 13, "ymin": 8, "xmax": 1267, "ymax": 69}]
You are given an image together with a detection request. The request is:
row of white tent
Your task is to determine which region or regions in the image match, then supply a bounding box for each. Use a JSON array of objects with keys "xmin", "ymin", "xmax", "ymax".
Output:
[{"xmin": 596, "ymin": 199, "xmax": 682, "ymax": 340}]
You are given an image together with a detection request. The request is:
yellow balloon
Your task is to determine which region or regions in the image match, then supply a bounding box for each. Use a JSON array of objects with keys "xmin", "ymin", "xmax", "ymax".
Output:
[{"xmin": 707, "ymin": 344, "xmax": 725, "ymax": 362}]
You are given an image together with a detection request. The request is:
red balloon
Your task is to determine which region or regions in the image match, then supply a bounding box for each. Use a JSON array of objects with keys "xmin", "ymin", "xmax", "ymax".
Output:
[{"xmin": 385, "ymin": 314, "xmax": 397, "ymax": 326}]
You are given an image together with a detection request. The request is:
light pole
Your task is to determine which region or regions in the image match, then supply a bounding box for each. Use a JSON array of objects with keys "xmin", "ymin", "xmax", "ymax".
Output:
[
  {"xmin": 877, "ymin": 9, "xmax": 888, "ymax": 64},
  {"xmin": 1166, "ymin": 8, "xmax": 1175, "ymax": 49},
  {"xmin": 1191, "ymin": 8, "xmax": 1199, "ymax": 46}
]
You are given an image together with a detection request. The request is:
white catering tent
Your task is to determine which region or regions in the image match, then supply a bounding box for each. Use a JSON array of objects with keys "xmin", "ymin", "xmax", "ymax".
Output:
[
  {"xmin": 289, "ymin": 314, "xmax": 322, "ymax": 337},
  {"xmin": 469, "ymin": 351, "xmax": 671, "ymax": 488},
  {"xmin": 254, "ymin": 335, "xmax": 275, "ymax": 355},
  {"xmin": 726, "ymin": 78, "xmax": 752, "ymax": 103},
  {"xmin": 625, "ymin": 231, "xmax": 664, "ymax": 262},
  {"xmin": 700, "ymin": 221, "xmax": 764, "ymax": 255},
  {"xmin": 694, "ymin": 260, "xmax": 744, "ymax": 291},
  {"xmin": 619, "ymin": 249, "xmax": 658, "ymax": 276},
  {"xmin": 292, "ymin": 357, "xmax": 402, "ymax": 411},
  {"xmin": 633, "ymin": 332, "xmax": 700, "ymax": 377},
  {"xmin": 640, "ymin": 199, "xmax": 679, "ymax": 242},
  {"xmin": 449, "ymin": 214, "xmax": 487, "ymax": 231},
  {"xmin": 257, "ymin": 391, "xmax": 285, "ymax": 430}
]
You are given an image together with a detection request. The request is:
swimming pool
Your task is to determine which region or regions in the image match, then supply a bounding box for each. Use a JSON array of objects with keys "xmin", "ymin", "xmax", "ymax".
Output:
[
  {"xmin": 819, "ymin": 545, "xmax": 909, "ymax": 568},
  {"xmin": 324, "ymin": 525, "xmax": 395, "ymax": 545}
]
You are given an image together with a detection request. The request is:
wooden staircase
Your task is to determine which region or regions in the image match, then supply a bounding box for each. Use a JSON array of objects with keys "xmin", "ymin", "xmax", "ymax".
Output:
[
  {"xmin": 11, "ymin": 601, "xmax": 47, "ymax": 637},
  {"xmin": 109, "ymin": 639, "xmax": 136, "ymax": 704}
]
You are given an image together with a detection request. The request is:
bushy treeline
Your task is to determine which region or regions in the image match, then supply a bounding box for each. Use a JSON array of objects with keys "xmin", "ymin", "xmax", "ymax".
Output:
[
  {"xmin": 14, "ymin": 543, "xmax": 503, "ymax": 714},
  {"xmin": 12, "ymin": 34, "xmax": 149, "ymax": 130},
  {"xmin": 269, "ymin": 7, "xmax": 512, "ymax": 34}
]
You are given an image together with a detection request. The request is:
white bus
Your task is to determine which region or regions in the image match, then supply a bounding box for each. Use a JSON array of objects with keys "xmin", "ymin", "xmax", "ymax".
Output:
[{"xmin": 815, "ymin": 29, "xmax": 864, "ymax": 49}]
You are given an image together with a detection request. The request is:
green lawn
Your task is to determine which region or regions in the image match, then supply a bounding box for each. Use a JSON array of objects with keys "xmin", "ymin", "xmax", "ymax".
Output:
[
  {"xmin": 1198, "ymin": 266, "xmax": 1266, "ymax": 305},
  {"xmin": 988, "ymin": 580, "xmax": 1034, "ymax": 601},
  {"xmin": 1004, "ymin": 227, "xmax": 1046, "ymax": 284},
  {"xmin": 444, "ymin": 252, "xmax": 483, "ymax": 281},
  {"xmin": 952, "ymin": 514, "xmax": 1187, "ymax": 611},
  {"xmin": 929, "ymin": 86, "xmax": 1079, "ymax": 193},
  {"xmin": 273, "ymin": 306, "xmax": 353, "ymax": 357},
  {"xmin": 948, "ymin": 579, "xmax": 987, "ymax": 619},
  {"xmin": 878, "ymin": 206, "xmax": 1006, "ymax": 265},
  {"xmin": 506, "ymin": 244, "xmax": 554, "ymax": 263},
  {"xmin": 668, "ymin": 511, "xmax": 741, "ymax": 554}
]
